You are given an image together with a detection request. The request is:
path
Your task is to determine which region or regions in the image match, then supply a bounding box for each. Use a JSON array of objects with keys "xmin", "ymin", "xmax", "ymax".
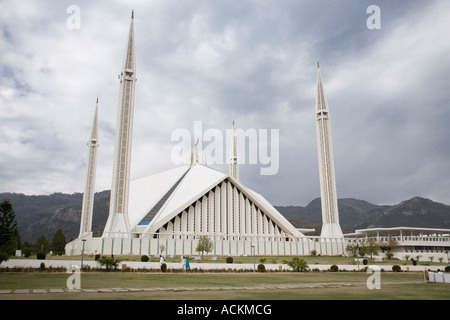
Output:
[{"xmin": 0, "ymin": 280, "xmax": 422, "ymax": 295}]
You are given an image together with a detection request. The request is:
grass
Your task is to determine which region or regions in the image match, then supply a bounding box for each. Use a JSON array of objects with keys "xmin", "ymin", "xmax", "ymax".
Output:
[{"xmin": 1, "ymin": 271, "xmax": 449, "ymax": 300}]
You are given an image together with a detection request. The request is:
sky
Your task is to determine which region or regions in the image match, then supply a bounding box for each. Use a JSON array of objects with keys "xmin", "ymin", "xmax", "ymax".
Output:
[{"xmin": 0, "ymin": 0, "xmax": 449, "ymax": 207}]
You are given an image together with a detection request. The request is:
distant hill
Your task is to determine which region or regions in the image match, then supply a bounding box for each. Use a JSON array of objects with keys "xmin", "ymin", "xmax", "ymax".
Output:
[
  {"xmin": 366, "ymin": 196, "xmax": 450, "ymax": 229},
  {"xmin": 1, "ymin": 191, "xmax": 110, "ymax": 242},
  {"xmin": 1, "ymin": 191, "xmax": 449, "ymax": 242},
  {"xmin": 275, "ymin": 196, "xmax": 450, "ymax": 234}
]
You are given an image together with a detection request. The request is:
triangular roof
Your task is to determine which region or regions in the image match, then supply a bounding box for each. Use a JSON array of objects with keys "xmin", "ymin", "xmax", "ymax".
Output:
[
  {"xmin": 144, "ymin": 164, "xmax": 226, "ymax": 232},
  {"xmin": 127, "ymin": 164, "xmax": 303, "ymax": 237},
  {"xmin": 128, "ymin": 165, "xmax": 191, "ymax": 228}
]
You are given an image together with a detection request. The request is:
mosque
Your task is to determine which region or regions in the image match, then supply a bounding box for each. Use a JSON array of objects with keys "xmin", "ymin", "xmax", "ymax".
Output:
[{"xmin": 65, "ymin": 13, "xmax": 450, "ymax": 261}]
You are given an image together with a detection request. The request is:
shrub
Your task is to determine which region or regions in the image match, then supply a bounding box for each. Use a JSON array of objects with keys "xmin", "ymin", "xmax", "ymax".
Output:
[
  {"xmin": 160, "ymin": 263, "xmax": 167, "ymax": 272},
  {"xmin": 0, "ymin": 252, "xmax": 9, "ymax": 264},
  {"xmin": 97, "ymin": 255, "xmax": 122, "ymax": 271},
  {"xmin": 444, "ymin": 266, "xmax": 450, "ymax": 272},
  {"xmin": 411, "ymin": 259, "xmax": 417, "ymax": 266},
  {"xmin": 141, "ymin": 255, "xmax": 149, "ymax": 262},
  {"xmin": 330, "ymin": 264, "xmax": 339, "ymax": 272},
  {"xmin": 226, "ymin": 256, "xmax": 233, "ymax": 264},
  {"xmin": 257, "ymin": 264, "xmax": 266, "ymax": 272},
  {"xmin": 39, "ymin": 262, "xmax": 45, "ymax": 271},
  {"xmin": 385, "ymin": 252, "xmax": 394, "ymax": 260},
  {"xmin": 287, "ymin": 258, "xmax": 308, "ymax": 272},
  {"xmin": 36, "ymin": 251, "xmax": 46, "ymax": 260},
  {"xmin": 392, "ymin": 265, "xmax": 401, "ymax": 272},
  {"xmin": 363, "ymin": 259, "xmax": 368, "ymax": 265},
  {"xmin": 95, "ymin": 254, "xmax": 100, "ymax": 261}
]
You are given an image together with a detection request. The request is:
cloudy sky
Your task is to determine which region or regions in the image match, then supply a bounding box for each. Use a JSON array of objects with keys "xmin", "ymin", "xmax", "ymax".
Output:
[{"xmin": 1, "ymin": 0, "xmax": 449, "ymax": 207}]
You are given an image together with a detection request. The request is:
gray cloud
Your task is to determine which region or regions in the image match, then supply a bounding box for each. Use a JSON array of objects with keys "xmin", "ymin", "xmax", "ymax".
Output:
[{"xmin": 0, "ymin": 0, "xmax": 449, "ymax": 208}]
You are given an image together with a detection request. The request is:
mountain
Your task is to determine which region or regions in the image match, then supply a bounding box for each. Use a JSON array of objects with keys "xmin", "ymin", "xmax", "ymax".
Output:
[
  {"xmin": 275, "ymin": 198, "xmax": 390, "ymax": 232},
  {"xmin": 1, "ymin": 191, "xmax": 449, "ymax": 243},
  {"xmin": 1, "ymin": 191, "xmax": 110, "ymax": 242},
  {"xmin": 367, "ymin": 197, "xmax": 450, "ymax": 229},
  {"xmin": 275, "ymin": 196, "xmax": 450, "ymax": 233}
]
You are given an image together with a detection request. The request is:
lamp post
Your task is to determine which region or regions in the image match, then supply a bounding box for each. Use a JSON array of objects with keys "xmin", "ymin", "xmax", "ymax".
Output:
[
  {"xmin": 446, "ymin": 250, "xmax": 449, "ymax": 266},
  {"xmin": 251, "ymin": 245, "xmax": 255, "ymax": 271},
  {"xmin": 356, "ymin": 247, "xmax": 360, "ymax": 271},
  {"xmin": 81, "ymin": 239, "xmax": 86, "ymax": 270}
]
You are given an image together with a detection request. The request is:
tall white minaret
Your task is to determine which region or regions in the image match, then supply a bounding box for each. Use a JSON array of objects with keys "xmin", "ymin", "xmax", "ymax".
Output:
[
  {"xmin": 316, "ymin": 63, "xmax": 343, "ymax": 239},
  {"xmin": 103, "ymin": 11, "xmax": 136, "ymax": 237},
  {"xmin": 79, "ymin": 99, "xmax": 99, "ymax": 238},
  {"xmin": 229, "ymin": 121, "xmax": 239, "ymax": 181}
]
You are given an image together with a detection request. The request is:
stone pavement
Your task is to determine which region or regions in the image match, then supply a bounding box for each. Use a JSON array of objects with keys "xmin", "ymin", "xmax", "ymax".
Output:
[
  {"xmin": 0, "ymin": 282, "xmax": 359, "ymax": 295},
  {"xmin": 0, "ymin": 281, "xmax": 425, "ymax": 295}
]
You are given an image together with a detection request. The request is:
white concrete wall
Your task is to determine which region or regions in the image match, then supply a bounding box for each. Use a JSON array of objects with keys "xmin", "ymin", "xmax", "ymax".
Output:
[{"xmin": 65, "ymin": 236, "xmax": 348, "ymax": 257}]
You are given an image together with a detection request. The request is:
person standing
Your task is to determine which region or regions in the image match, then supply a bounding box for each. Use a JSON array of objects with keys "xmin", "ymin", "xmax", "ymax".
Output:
[
  {"xmin": 186, "ymin": 257, "xmax": 190, "ymax": 270},
  {"xmin": 181, "ymin": 256, "xmax": 186, "ymax": 270}
]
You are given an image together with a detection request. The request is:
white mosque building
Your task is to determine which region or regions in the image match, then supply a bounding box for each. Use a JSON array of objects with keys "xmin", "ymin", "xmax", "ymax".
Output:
[{"xmin": 65, "ymin": 13, "xmax": 450, "ymax": 261}]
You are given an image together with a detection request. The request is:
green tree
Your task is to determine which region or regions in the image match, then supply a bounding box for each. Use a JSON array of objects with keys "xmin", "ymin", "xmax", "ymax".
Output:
[
  {"xmin": 50, "ymin": 229, "xmax": 66, "ymax": 255},
  {"xmin": 364, "ymin": 238, "xmax": 380, "ymax": 259},
  {"xmin": 196, "ymin": 235, "xmax": 214, "ymax": 258},
  {"xmin": 21, "ymin": 241, "xmax": 33, "ymax": 257},
  {"xmin": 97, "ymin": 255, "xmax": 122, "ymax": 271},
  {"xmin": 34, "ymin": 235, "xmax": 50, "ymax": 254},
  {"xmin": 287, "ymin": 258, "xmax": 308, "ymax": 272},
  {"xmin": 0, "ymin": 199, "xmax": 19, "ymax": 262},
  {"xmin": 345, "ymin": 243, "xmax": 360, "ymax": 257}
]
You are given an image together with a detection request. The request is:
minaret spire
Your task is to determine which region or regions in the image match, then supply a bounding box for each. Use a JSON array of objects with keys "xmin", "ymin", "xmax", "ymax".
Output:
[
  {"xmin": 315, "ymin": 64, "xmax": 343, "ymax": 239},
  {"xmin": 79, "ymin": 98, "xmax": 99, "ymax": 238},
  {"xmin": 103, "ymin": 12, "xmax": 136, "ymax": 237},
  {"xmin": 229, "ymin": 121, "xmax": 239, "ymax": 181}
]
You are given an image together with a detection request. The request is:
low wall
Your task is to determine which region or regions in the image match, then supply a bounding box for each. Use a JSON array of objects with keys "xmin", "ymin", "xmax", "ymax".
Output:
[
  {"xmin": 65, "ymin": 237, "xmax": 347, "ymax": 257},
  {"xmin": 425, "ymin": 271, "xmax": 450, "ymax": 283},
  {"xmin": 1, "ymin": 258, "xmax": 445, "ymax": 273}
]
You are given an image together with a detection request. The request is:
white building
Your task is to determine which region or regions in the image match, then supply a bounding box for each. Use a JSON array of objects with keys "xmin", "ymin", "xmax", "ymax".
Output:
[{"xmin": 346, "ymin": 227, "xmax": 450, "ymax": 262}]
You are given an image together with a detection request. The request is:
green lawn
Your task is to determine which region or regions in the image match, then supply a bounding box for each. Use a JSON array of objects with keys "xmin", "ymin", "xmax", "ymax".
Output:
[{"xmin": 1, "ymin": 271, "xmax": 449, "ymax": 300}]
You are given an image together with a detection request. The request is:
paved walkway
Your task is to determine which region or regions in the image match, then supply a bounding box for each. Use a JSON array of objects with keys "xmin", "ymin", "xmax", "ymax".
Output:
[{"xmin": 0, "ymin": 280, "xmax": 424, "ymax": 295}]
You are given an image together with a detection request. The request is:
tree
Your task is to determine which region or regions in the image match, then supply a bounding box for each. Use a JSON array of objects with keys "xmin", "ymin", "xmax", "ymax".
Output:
[
  {"xmin": 21, "ymin": 241, "xmax": 33, "ymax": 257},
  {"xmin": 50, "ymin": 229, "xmax": 66, "ymax": 255},
  {"xmin": 287, "ymin": 258, "xmax": 308, "ymax": 272},
  {"xmin": 34, "ymin": 235, "xmax": 50, "ymax": 254},
  {"xmin": 345, "ymin": 243, "xmax": 360, "ymax": 257},
  {"xmin": 159, "ymin": 243, "xmax": 165, "ymax": 256},
  {"xmin": 0, "ymin": 199, "xmax": 19, "ymax": 262},
  {"xmin": 196, "ymin": 235, "xmax": 213, "ymax": 258},
  {"xmin": 380, "ymin": 237, "xmax": 398, "ymax": 252},
  {"xmin": 97, "ymin": 255, "xmax": 122, "ymax": 271},
  {"xmin": 363, "ymin": 238, "xmax": 380, "ymax": 259}
]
